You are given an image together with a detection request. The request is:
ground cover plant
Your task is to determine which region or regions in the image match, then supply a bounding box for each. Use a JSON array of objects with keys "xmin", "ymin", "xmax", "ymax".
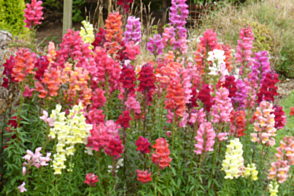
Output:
[{"xmin": 1, "ymin": 0, "xmax": 294, "ymax": 195}]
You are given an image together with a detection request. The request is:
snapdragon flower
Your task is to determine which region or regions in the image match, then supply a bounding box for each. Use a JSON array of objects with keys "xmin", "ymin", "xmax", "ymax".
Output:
[
  {"xmin": 80, "ymin": 20, "xmax": 95, "ymax": 49},
  {"xmin": 243, "ymin": 163, "xmax": 258, "ymax": 181},
  {"xmin": 268, "ymin": 181, "xmax": 279, "ymax": 196},
  {"xmin": 222, "ymin": 138, "xmax": 244, "ymax": 179},
  {"xmin": 49, "ymin": 103, "xmax": 92, "ymax": 174}
]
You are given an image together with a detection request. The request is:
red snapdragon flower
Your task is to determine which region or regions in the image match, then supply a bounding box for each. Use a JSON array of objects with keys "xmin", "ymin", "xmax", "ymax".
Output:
[
  {"xmin": 136, "ymin": 170, "xmax": 152, "ymax": 183},
  {"xmin": 290, "ymin": 107, "xmax": 294, "ymax": 117},
  {"xmin": 105, "ymin": 136, "xmax": 124, "ymax": 159},
  {"xmin": 84, "ymin": 173, "xmax": 98, "ymax": 187},
  {"xmin": 135, "ymin": 136, "xmax": 151, "ymax": 154},
  {"xmin": 92, "ymin": 28, "xmax": 106, "ymax": 48},
  {"xmin": 197, "ymin": 84, "xmax": 213, "ymax": 112},
  {"xmin": 272, "ymin": 105, "xmax": 287, "ymax": 130},
  {"xmin": 116, "ymin": 111, "xmax": 132, "ymax": 129},
  {"xmin": 117, "ymin": 0, "xmax": 133, "ymax": 13},
  {"xmin": 34, "ymin": 56, "xmax": 49, "ymax": 81},
  {"xmin": 119, "ymin": 65, "xmax": 136, "ymax": 95},
  {"xmin": 138, "ymin": 64, "xmax": 156, "ymax": 103},
  {"xmin": 222, "ymin": 76, "xmax": 238, "ymax": 98},
  {"xmin": 257, "ymin": 73, "xmax": 279, "ymax": 103}
]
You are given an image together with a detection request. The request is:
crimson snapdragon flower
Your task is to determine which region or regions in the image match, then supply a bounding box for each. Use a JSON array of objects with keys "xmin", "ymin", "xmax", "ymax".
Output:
[
  {"xmin": 197, "ymin": 84, "xmax": 213, "ymax": 112},
  {"xmin": 135, "ymin": 136, "xmax": 151, "ymax": 154},
  {"xmin": 84, "ymin": 173, "xmax": 98, "ymax": 187},
  {"xmin": 257, "ymin": 72, "xmax": 279, "ymax": 103},
  {"xmin": 116, "ymin": 111, "xmax": 132, "ymax": 129},
  {"xmin": 138, "ymin": 64, "xmax": 156, "ymax": 103}
]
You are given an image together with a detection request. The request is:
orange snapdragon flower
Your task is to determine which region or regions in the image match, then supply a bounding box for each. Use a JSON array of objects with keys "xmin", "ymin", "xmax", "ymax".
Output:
[
  {"xmin": 104, "ymin": 12, "xmax": 123, "ymax": 55},
  {"xmin": 12, "ymin": 48, "xmax": 36, "ymax": 82},
  {"xmin": 165, "ymin": 79, "xmax": 186, "ymax": 117},
  {"xmin": 151, "ymin": 138, "xmax": 172, "ymax": 169},
  {"xmin": 194, "ymin": 44, "xmax": 206, "ymax": 75}
]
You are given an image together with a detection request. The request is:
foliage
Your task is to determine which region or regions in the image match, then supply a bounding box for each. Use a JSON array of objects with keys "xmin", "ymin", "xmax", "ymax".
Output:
[{"xmin": 0, "ymin": 0, "xmax": 28, "ymax": 37}]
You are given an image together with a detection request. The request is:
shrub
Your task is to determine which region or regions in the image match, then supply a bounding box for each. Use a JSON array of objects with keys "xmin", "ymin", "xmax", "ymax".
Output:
[{"xmin": 0, "ymin": 0, "xmax": 27, "ymax": 36}]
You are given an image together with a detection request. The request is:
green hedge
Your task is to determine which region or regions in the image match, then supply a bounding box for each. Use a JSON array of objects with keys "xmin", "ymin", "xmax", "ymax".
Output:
[{"xmin": 0, "ymin": 0, "xmax": 27, "ymax": 36}]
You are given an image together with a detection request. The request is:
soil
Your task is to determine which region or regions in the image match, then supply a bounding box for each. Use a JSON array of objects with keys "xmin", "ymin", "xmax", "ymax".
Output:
[{"xmin": 35, "ymin": 22, "xmax": 83, "ymax": 48}]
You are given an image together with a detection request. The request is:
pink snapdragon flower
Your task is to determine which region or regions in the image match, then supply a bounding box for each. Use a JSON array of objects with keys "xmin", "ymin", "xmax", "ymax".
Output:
[
  {"xmin": 125, "ymin": 95, "xmax": 141, "ymax": 114},
  {"xmin": 18, "ymin": 182, "xmax": 27, "ymax": 193},
  {"xmin": 251, "ymin": 101, "xmax": 276, "ymax": 147},
  {"xmin": 40, "ymin": 110, "xmax": 54, "ymax": 126},
  {"xmin": 84, "ymin": 173, "xmax": 99, "ymax": 187},
  {"xmin": 124, "ymin": 41, "xmax": 140, "ymax": 60},
  {"xmin": 268, "ymin": 161, "xmax": 290, "ymax": 183},
  {"xmin": 249, "ymin": 51, "xmax": 271, "ymax": 86},
  {"xmin": 23, "ymin": 86, "xmax": 34, "ymax": 97},
  {"xmin": 194, "ymin": 122, "xmax": 216, "ymax": 154},
  {"xmin": 24, "ymin": 0, "xmax": 44, "ymax": 29},
  {"xmin": 189, "ymin": 108, "xmax": 206, "ymax": 126},
  {"xmin": 199, "ymin": 29, "xmax": 218, "ymax": 51},
  {"xmin": 211, "ymin": 88, "xmax": 233, "ymax": 123},
  {"xmin": 236, "ymin": 26, "xmax": 254, "ymax": 76}
]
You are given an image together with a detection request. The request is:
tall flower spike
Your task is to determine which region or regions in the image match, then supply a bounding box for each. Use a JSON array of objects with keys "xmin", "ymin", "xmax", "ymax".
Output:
[
  {"xmin": 24, "ymin": 0, "xmax": 43, "ymax": 29},
  {"xmin": 147, "ymin": 34, "xmax": 164, "ymax": 56},
  {"xmin": 236, "ymin": 25, "xmax": 254, "ymax": 76},
  {"xmin": 124, "ymin": 16, "xmax": 141, "ymax": 44},
  {"xmin": 221, "ymin": 138, "xmax": 244, "ymax": 179},
  {"xmin": 80, "ymin": 20, "xmax": 95, "ymax": 49},
  {"xmin": 211, "ymin": 87, "xmax": 233, "ymax": 123},
  {"xmin": 151, "ymin": 138, "xmax": 172, "ymax": 169},
  {"xmin": 194, "ymin": 122, "xmax": 216, "ymax": 154},
  {"xmin": 251, "ymin": 101, "xmax": 276, "ymax": 147}
]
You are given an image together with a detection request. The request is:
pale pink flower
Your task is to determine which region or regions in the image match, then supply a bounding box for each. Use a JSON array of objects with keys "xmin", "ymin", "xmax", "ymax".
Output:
[
  {"xmin": 189, "ymin": 108, "xmax": 206, "ymax": 125},
  {"xmin": 218, "ymin": 132, "xmax": 228, "ymax": 142},
  {"xmin": 125, "ymin": 95, "xmax": 141, "ymax": 114},
  {"xmin": 211, "ymin": 88, "xmax": 233, "ymax": 123},
  {"xmin": 22, "ymin": 167, "xmax": 26, "ymax": 176},
  {"xmin": 18, "ymin": 182, "xmax": 27, "ymax": 193},
  {"xmin": 166, "ymin": 131, "xmax": 172, "ymax": 137},
  {"xmin": 40, "ymin": 110, "xmax": 54, "ymax": 126}
]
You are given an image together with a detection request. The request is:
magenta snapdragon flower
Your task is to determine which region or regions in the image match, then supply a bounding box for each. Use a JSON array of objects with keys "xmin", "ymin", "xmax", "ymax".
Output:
[
  {"xmin": 194, "ymin": 122, "xmax": 216, "ymax": 154},
  {"xmin": 24, "ymin": 0, "xmax": 44, "ymax": 29},
  {"xmin": 169, "ymin": 0, "xmax": 189, "ymax": 37},
  {"xmin": 249, "ymin": 51, "xmax": 271, "ymax": 86},
  {"xmin": 124, "ymin": 16, "xmax": 141, "ymax": 44},
  {"xmin": 147, "ymin": 34, "xmax": 164, "ymax": 56}
]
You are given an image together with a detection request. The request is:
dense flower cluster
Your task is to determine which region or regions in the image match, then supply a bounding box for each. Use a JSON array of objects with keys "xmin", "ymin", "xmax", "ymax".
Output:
[
  {"xmin": 211, "ymin": 88, "xmax": 233, "ymax": 123},
  {"xmin": 222, "ymin": 138, "xmax": 244, "ymax": 179},
  {"xmin": 24, "ymin": 0, "xmax": 43, "ymax": 28},
  {"xmin": 84, "ymin": 173, "xmax": 98, "ymax": 187},
  {"xmin": 124, "ymin": 16, "xmax": 141, "ymax": 44},
  {"xmin": 243, "ymin": 163, "xmax": 258, "ymax": 181},
  {"xmin": 257, "ymin": 72, "xmax": 279, "ymax": 103},
  {"xmin": 12, "ymin": 48, "xmax": 36, "ymax": 82},
  {"xmin": 49, "ymin": 103, "xmax": 92, "ymax": 174},
  {"xmin": 104, "ymin": 12, "xmax": 123, "ymax": 56},
  {"xmin": 194, "ymin": 122, "xmax": 215, "ymax": 154},
  {"xmin": 137, "ymin": 170, "xmax": 152, "ymax": 183},
  {"xmin": 80, "ymin": 20, "xmax": 95, "ymax": 49},
  {"xmin": 138, "ymin": 64, "xmax": 156, "ymax": 103},
  {"xmin": 151, "ymin": 138, "xmax": 172, "ymax": 169},
  {"xmin": 135, "ymin": 136, "xmax": 151, "ymax": 154},
  {"xmin": 236, "ymin": 25, "xmax": 254, "ymax": 76},
  {"xmin": 251, "ymin": 101, "xmax": 276, "ymax": 147}
]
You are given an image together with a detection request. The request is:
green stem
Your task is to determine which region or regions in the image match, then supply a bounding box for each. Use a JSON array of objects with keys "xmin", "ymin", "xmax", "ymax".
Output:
[{"xmin": 154, "ymin": 165, "xmax": 159, "ymax": 196}]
